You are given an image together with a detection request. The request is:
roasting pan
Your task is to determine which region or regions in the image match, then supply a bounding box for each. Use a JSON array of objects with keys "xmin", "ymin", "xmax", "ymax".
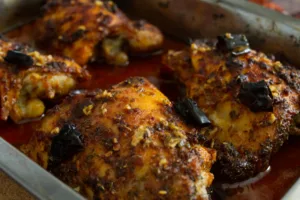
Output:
[{"xmin": 0, "ymin": 0, "xmax": 299, "ymax": 199}]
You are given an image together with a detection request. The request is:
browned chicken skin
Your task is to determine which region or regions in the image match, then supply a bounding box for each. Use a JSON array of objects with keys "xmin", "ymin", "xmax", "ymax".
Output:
[
  {"xmin": 35, "ymin": 0, "xmax": 164, "ymax": 66},
  {"xmin": 21, "ymin": 77, "xmax": 216, "ymax": 200},
  {"xmin": 0, "ymin": 37, "xmax": 90, "ymax": 123},
  {"xmin": 163, "ymin": 34, "xmax": 300, "ymax": 181}
]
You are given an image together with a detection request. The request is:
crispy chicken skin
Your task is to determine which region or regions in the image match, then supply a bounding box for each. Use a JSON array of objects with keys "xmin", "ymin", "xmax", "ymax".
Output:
[
  {"xmin": 0, "ymin": 38, "xmax": 90, "ymax": 123},
  {"xmin": 35, "ymin": 0, "xmax": 163, "ymax": 66},
  {"xmin": 21, "ymin": 77, "xmax": 216, "ymax": 200},
  {"xmin": 163, "ymin": 34, "xmax": 300, "ymax": 181}
]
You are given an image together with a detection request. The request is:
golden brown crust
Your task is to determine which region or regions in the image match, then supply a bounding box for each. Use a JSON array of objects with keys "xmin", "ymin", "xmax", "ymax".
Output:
[
  {"xmin": 35, "ymin": 0, "xmax": 163, "ymax": 65},
  {"xmin": 22, "ymin": 77, "xmax": 216, "ymax": 200},
  {"xmin": 163, "ymin": 36, "xmax": 300, "ymax": 181},
  {"xmin": 0, "ymin": 38, "xmax": 90, "ymax": 122}
]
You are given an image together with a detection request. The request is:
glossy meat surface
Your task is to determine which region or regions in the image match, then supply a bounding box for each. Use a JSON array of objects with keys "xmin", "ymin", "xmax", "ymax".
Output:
[
  {"xmin": 21, "ymin": 77, "xmax": 216, "ymax": 200},
  {"xmin": 0, "ymin": 38, "xmax": 90, "ymax": 123},
  {"xmin": 163, "ymin": 35, "xmax": 300, "ymax": 181},
  {"xmin": 35, "ymin": 0, "xmax": 163, "ymax": 66}
]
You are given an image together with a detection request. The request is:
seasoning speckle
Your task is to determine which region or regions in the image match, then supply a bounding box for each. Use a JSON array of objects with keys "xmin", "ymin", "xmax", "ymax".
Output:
[
  {"xmin": 125, "ymin": 104, "xmax": 131, "ymax": 110},
  {"xmin": 159, "ymin": 158, "xmax": 168, "ymax": 166},
  {"xmin": 97, "ymin": 90, "xmax": 113, "ymax": 98},
  {"xmin": 105, "ymin": 151, "xmax": 113, "ymax": 157},
  {"xmin": 100, "ymin": 103, "xmax": 108, "ymax": 115},
  {"xmin": 73, "ymin": 186, "xmax": 80, "ymax": 192},
  {"xmin": 159, "ymin": 190, "xmax": 167, "ymax": 195},
  {"xmin": 77, "ymin": 25, "xmax": 86, "ymax": 31},
  {"xmin": 95, "ymin": 0, "xmax": 103, "ymax": 6},
  {"xmin": 131, "ymin": 126, "xmax": 147, "ymax": 146},
  {"xmin": 113, "ymin": 144, "xmax": 121, "ymax": 151},
  {"xmin": 51, "ymin": 127, "xmax": 60, "ymax": 134},
  {"xmin": 83, "ymin": 104, "xmax": 94, "ymax": 116},
  {"xmin": 273, "ymin": 61, "xmax": 283, "ymax": 71},
  {"xmin": 268, "ymin": 113, "xmax": 277, "ymax": 124},
  {"xmin": 113, "ymin": 138, "xmax": 118, "ymax": 143}
]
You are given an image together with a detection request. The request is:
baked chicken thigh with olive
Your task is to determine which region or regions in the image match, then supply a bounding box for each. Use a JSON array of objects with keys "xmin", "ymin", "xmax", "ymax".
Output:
[
  {"xmin": 163, "ymin": 34, "xmax": 300, "ymax": 181},
  {"xmin": 0, "ymin": 38, "xmax": 90, "ymax": 123},
  {"xmin": 35, "ymin": 0, "xmax": 163, "ymax": 66},
  {"xmin": 21, "ymin": 77, "xmax": 216, "ymax": 200}
]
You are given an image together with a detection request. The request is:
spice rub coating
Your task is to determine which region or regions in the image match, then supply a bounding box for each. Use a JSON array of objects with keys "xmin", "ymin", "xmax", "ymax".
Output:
[
  {"xmin": 35, "ymin": 0, "xmax": 164, "ymax": 66},
  {"xmin": 0, "ymin": 38, "xmax": 90, "ymax": 123},
  {"xmin": 163, "ymin": 35, "xmax": 300, "ymax": 181},
  {"xmin": 21, "ymin": 77, "xmax": 216, "ymax": 200}
]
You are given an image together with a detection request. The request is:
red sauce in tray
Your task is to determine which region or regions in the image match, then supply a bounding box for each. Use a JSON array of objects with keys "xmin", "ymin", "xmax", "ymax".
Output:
[{"xmin": 0, "ymin": 36, "xmax": 299, "ymax": 200}]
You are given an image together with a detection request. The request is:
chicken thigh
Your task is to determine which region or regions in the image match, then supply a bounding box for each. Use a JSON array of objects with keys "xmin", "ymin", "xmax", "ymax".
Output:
[
  {"xmin": 35, "ymin": 0, "xmax": 164, "ymax": 66},
  {"xmin": 163, "ymin": 34, "xmax": 300, "ymax": 181},
  {"xmin": 0, "ymin": 37, "xmax": 90, "ymax": 123},
  {"xmin": 22, "ymin": 77, "xmax": 216, "ymax": 200}
]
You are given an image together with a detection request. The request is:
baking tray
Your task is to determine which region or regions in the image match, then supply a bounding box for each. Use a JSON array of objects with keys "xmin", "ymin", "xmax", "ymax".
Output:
[
  {"xmin": 0, "ymin": 0, "xmax": 299, "ymax": 199},
  {"xmin": 116, "ymin": 0, "xmax": 300, "ymax": 67},
  {"xmin": 0, "ymin": 138, "xmax": 85, "ymax": 200}
]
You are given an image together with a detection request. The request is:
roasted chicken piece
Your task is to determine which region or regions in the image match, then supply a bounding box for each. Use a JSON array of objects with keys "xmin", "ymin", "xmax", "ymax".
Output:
[
  {"xmin": 0, "ymin": 37, "xmax": 90, "ymax": 123},
  {"xmin": 163, "ymin": 34, "xmax": 300, "ymax": 181},
  {"xmin": 35, "ymin": 0, "xmax": 163, "ymax": 66},
  {"xmin": 21, "ymin": 77, "xmax": 216, "ymax": 200}
]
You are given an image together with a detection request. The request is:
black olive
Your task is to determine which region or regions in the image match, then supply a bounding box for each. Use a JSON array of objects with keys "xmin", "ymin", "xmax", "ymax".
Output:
[
  {"xmin": 4, "ymin": 50, "xmax": 34, "ymax": 66},
  {"xmin": 217, "ymin": 33, "xmax": 251, "ymax": 56},
  {"xmin": 238, "ymin": 80, "xmax": 273, "ymax": 112},
  {"xmin": 50, "ymin": 123, "xmax": 84, "ymax": 164},
  {"xmin": 174, "ymin": 98, "xmax": 211, "ymax": 127}
]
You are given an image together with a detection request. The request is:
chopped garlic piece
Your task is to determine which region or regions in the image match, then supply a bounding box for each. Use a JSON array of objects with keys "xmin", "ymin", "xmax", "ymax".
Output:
[
  {"xmin": 131, "ymin": 126, "xmax": 148, "ymax": 146},
  {"xmin": 158, "ymin": 190, "xmax": 167, "ymax": 195},
  {"xmin": 83, "ymin": 104, "xmax": 94, "ymax": 116}
]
